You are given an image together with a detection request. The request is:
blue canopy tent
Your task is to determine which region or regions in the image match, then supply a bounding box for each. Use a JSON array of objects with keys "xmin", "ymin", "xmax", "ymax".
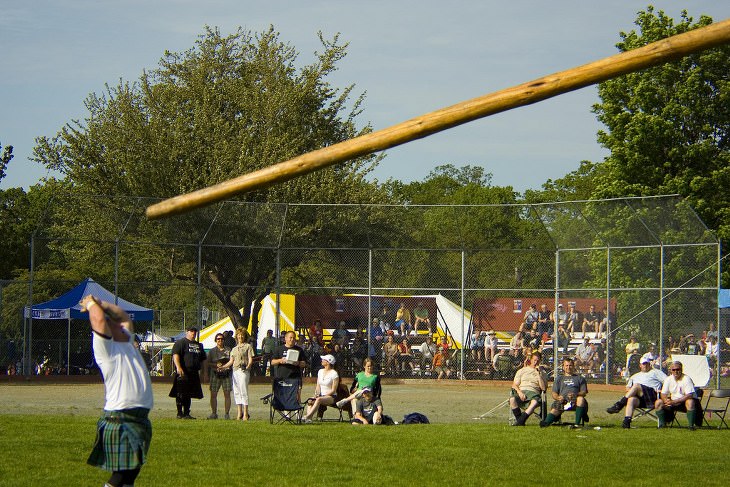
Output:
[
  {"xmin": 719, "ymin": 288, "xmax": 730, "ymax": 309},
  {"xmin": 24, "ymin": 278, "xmax": 153, "ymax": 374}
]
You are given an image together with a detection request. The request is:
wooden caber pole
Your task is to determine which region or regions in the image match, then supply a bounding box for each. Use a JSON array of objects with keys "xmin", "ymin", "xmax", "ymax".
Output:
[{"xmin": 146, "ymin": 18, "xmax": 730, "ymax": 220}]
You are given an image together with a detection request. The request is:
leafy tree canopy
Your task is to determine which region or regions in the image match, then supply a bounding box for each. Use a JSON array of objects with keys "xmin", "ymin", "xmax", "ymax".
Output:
[
  {"xmin": 28, "ymin": 26, "xmax": 390, "ymax": 331},
  {"xmin": 591, "ymin": 7, "xmax": 729, "ymax": 258}
]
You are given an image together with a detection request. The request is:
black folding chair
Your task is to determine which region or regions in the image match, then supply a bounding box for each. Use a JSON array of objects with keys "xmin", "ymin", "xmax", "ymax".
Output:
[
  {"xmin": 262, "ymin": 378, "xmax": 304, "ymax": 424},
  {"xmin": 702, "ymin": 389, "xmax": 730, "ymax": 429}
]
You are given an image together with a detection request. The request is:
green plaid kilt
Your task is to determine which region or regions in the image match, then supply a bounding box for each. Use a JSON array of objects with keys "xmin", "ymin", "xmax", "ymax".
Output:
[
  {"xmin": 210, "ymin": 372, "xmax": 233, "ymax": 393},
  {"xmin": 87, "ymin": 408, "xmax": 152, "ymax": 472}
]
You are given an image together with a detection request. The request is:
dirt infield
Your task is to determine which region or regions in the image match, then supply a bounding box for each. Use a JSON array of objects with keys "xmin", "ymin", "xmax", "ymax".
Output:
[{"xmin": 0, "ymin": 376, "xmax": 625, "ymax": 424}]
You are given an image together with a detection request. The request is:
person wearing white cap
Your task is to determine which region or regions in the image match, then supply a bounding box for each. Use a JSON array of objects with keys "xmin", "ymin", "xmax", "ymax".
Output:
[
  {"xmin": 351, "ymin": 387, "xmax": 383, "ymax": 425},
  {"xmin": 304, "ymin": 354, "xmax": 339, "ymax": 423},
  {"xmin": 606, "ymin": 356, "xmax": 667, "ymax": 428}
]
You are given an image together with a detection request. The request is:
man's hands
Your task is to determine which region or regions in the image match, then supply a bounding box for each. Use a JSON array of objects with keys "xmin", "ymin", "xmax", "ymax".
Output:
[{"xmin": 80, "ymin": 295, "xmax": 100, "ymax": 312}]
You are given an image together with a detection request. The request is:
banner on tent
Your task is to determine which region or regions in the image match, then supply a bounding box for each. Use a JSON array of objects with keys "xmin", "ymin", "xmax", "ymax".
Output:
[{"xmin": 24, "ymin": 308, "xmax": 70, "ymax": 320}]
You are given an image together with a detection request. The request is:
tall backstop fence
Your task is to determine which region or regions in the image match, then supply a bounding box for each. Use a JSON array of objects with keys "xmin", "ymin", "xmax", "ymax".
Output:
[{"xmin": 0, "ymin": 194, "xmax": 725, "ymax": 386}]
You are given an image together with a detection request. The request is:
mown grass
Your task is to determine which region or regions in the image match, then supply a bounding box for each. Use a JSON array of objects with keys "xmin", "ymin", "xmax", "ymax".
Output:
[{"xmin": 1, "ymin": 414, "xmax": 729, "ymax": 487}]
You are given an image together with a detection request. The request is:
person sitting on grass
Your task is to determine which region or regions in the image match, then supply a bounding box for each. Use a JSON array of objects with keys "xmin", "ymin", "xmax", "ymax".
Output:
[
  {"xmin": 655, "ymin": 361, "xmax": 699, "ymax": 429},
  {"xmin": 606, "ymin": 356, "xmax": 666, "ymax": 428},
  {"xmin": 540, "ymin": 357, "xmax": 588, "ymax": 428},
  {"xmin": 351, "ymin": 387, "xmax": 383, "ymax": 425},
  {"xmin": 509, "ymin": 350, "xmax": 547, "ymax": 426}
]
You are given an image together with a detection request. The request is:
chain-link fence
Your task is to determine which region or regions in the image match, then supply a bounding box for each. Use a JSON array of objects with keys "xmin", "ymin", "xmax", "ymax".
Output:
[{"xmin": 1, "ymin": 194, "xmax": 725, "ymax": 387}]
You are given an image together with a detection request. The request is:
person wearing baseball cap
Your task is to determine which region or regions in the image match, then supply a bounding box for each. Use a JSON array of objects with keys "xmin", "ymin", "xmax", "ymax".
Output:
[
  {"xmin": 303, "ymin": 354, "xmax": 340, "ymax": 423},
  {"xmin": 352, "ymin": 387, "xmax": 383, "ymax": 425},
  {"xmin": 169, "ymin": 326, "xmax": 206, "ymax": 419},
  {"xmin": 606, "ymin": 355, "xmax": 667, "ymax": 428}
]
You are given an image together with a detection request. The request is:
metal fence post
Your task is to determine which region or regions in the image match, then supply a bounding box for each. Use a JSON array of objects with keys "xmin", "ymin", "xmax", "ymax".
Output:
[
  {"xmin": 554, "ymin": 249, "xmax": 560, "ymax": 379},
  {"xmin": 659, "ymin": 244, "xmax": 664, "ymax": 371},
  {"xmin": 460, "ymin": 250, "xmax": 465, "ymax": 380}
]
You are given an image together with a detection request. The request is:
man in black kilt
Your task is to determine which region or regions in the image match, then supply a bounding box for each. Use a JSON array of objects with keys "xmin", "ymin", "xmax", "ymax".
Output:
[{"xmin": 169, "ymin": 326, "xmax": 207, "ymax": 419}]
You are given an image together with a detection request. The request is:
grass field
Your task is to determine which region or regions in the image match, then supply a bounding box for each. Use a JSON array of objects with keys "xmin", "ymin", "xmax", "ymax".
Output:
[{"xmin": 1, "ymin": 379, "xmax": 729, "ymax": 486}]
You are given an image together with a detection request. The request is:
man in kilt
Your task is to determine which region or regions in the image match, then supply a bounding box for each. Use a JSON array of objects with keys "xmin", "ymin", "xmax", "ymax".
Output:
[
  {"xmin": 82, "ymin": 294, "xmax": 153, "ymax": 487},
  {"xmin": 540, "ymin": 357, "xmax": 589, "ymax": 428},
  {"xmin": 605, "ymin": 355, "xmax": 666, "ymax": 428},
  {"xmin": 169, "ymin": 326, "xmax": 207, "ymax": 419}
]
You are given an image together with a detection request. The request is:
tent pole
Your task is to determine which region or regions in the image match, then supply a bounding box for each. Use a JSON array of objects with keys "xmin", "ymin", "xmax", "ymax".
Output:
[{"xmin": 67, "ymin": 315, "xmax": 71, "ymax": 376}]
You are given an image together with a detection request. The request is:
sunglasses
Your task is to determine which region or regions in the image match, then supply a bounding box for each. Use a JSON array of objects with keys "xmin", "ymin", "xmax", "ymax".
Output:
[{"xmin": 670, "ymin": 368, "xmax": 681, "ymax": 372}]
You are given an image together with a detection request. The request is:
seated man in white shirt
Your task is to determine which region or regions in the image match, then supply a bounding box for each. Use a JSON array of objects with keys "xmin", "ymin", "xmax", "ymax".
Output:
[
  {"xmin": 606, "ymin": 356, "xmax": 667, "ymax": 428},
  {"xmin": 574, "ymin": 337, "xmax": 595, "ymax": 374},
  {"xmin": 655, "ymin": 361, "xmax": 699, "ymax": 429}
]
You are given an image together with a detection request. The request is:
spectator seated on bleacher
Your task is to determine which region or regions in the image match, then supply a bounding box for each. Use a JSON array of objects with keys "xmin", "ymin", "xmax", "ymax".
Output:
[
  {"xmin": 432, "ymin": 346, "xmax": 451, "ymax": 380},
  {"xmin": 413, "ymin": 300, "xmax": 432, "ymax": 334},
  {"xmin": 574, "ymin": 337, "xmax": 595, "ymax": 373},
  {"xmin": 484, "ymin": 330, "xmax": 498, "ymax": 363},
  {"xmin": 398, "ymin": 336, "xmax": 415, "ymax": 374},
  {"xmin": 419, "ymin": 336, "xmax": 437, "ymax": 375},
  {"xmin": 331, "ymin": 321, "xmax": 350, "ymax": 348},
  {"xmin": 523, "ymin": 303, "xmax": 539, "ymax": 331},
  {"xmin": 350, "ymin": 331, "xmax": 368, "ymax": 371},
  {"xmin": 471, "ymin": 331, "xmax": 485, "ymax": 361},
  {"xmin": 309, "ymin": 320, "xmax": 324, "ymax": 347},
  {"xmin": 395, "ymin": 302, "xmax": 412, "ymax": 335},
  {"xmin": 510, "ymin": 332, "xmax": 524, "ymax": 358},
  {"xmin": 556, "ymin": 325, "xmax": 571, "ymax": 354},
  {"xmin": 538, "ymin": 304, "xmax": 554, "ymax": 337},
  {"xmin": 383, "ymin": 334, "xmax": 399, "ymax": 376},
  {"xmin": 582, "ymin": 305, "xmax": 601, "ymax": 339},
  {"xmin": 493, "ymin": 348, "xmax": 512, "ymax": 379},
  {"xmin": 564, "ymin": 304, "xmax": 578, "ymax": 336}
]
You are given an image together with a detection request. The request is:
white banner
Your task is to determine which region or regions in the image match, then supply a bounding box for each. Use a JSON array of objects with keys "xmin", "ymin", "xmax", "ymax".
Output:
[{"xmin": 24, "ymin": 307, "xmax": 70, "ymax": 320}]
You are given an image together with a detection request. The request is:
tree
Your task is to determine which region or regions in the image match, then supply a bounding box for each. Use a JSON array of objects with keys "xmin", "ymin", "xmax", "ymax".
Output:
[
  {"xmin": 590, "ymin": 7, "xmax": 730, "ymax": 284},
  {"xmin": 0, "ymin": 141, "xmax": 12, "ymax": 182},
  {"xmin": 31, "ymin": 26, "xmax": 387, "ymax": 331}
]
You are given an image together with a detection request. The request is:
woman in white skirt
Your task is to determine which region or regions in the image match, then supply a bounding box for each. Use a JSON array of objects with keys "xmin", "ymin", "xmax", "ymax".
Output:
[{"xmin": 222, "ymin": 328, "xmax": 254, "ymax": 420}]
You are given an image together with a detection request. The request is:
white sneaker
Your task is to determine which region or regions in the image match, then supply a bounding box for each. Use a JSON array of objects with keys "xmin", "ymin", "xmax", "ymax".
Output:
[
  {"xmin": 335, "ymin": 399, "xmax": 348, "ymax": 409},
  {"xmin": 304, "ymin": 418, "xmax": 313, "ymax": 424}
]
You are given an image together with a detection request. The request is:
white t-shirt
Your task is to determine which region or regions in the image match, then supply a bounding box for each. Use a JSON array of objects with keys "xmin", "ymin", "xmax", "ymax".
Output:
[
  {"xmin": 661, "ymin": 373, "xmax": 696, "ymax": 401},
  {"xmin": 93, "ymin": 329, "xmax": 153, "ymax": 410},
  {"xmin": 317, "ymin": 368, "xmax": 339, "ymax": 396},
  {"xmin": 627, "ymin": 368, "xmax": 667, "ymax": 390},
  {"xmin": 420, "ymin": 342, "xmax": 436, "ymax": 359}
]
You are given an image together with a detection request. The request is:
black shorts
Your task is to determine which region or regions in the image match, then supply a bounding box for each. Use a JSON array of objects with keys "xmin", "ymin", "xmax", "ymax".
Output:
[{"xmin": 638, "ymin": 385, "xmax": 658, "ymax": 407}]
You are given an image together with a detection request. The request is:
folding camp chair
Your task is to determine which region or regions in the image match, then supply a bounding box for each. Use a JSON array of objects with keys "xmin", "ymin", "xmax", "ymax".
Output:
[
  {"xmin": 702, "ymin": 389, "xmax": 730, "ymax": 429},
  {"xmin": 667, "ymin": 390, "xmax": 704, "ymax": 428},
  {"xmin": 315, "ymin": 382, "xmax": 351, "ymax": 422},
  {"xmin": 262, "ymin": 378, "xmax": 305, "ymax": 424},
  {"xmin": 633, "ymin": 406, "xmax": 658, "ymax": 422}
]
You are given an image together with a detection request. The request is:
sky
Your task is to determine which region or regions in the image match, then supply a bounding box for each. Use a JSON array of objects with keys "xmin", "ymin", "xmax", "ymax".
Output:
[{"xmin": 2, "ymin": 1, "xmax": 729, "ymax": 195}]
